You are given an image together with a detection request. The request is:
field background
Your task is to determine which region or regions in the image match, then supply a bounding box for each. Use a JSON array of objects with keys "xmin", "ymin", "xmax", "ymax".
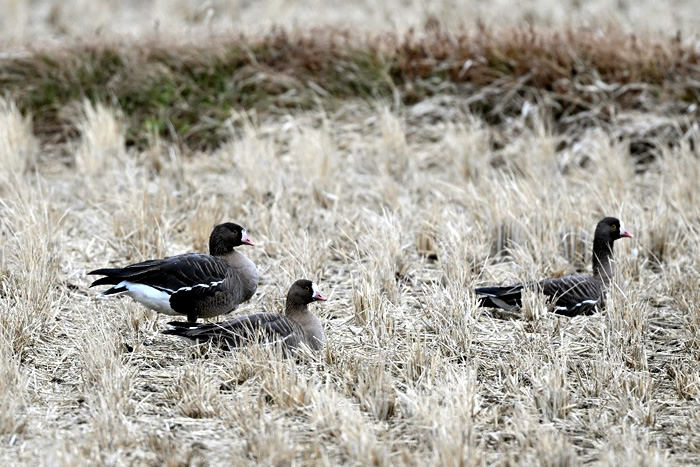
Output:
[{"xmin": 1, "ymin": 1, "xmax": 699, "ymax": 466}]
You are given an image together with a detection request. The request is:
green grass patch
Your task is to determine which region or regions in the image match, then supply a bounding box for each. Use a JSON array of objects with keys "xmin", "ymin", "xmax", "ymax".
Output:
[{"xmin": 1, "ymin": 26, "xmax": 697, "ymax": 149}]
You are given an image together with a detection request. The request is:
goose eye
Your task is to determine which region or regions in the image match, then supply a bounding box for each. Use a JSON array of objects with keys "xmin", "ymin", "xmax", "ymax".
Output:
[
  {"xmin": 232, "ymin": 230, "xmax": 238, "ymax": 235},
  {"xmin": 611, "ymin": 224, "xmax": 617, "ymax": 230},
  {"xmin": 305, "ymin": 286, "xmax": 310, "ymax": 291}
]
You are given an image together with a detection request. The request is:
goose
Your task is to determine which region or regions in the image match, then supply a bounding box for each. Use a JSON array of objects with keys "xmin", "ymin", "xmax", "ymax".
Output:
[
  {"xmin": 163, "ymin": 279, "xmax": 327, "ymax": 352},
  {"xmin": 88, "ymin": 222, "xmax": 258, "ymax": 322},
  {"xmin": 475, "ymin": 217, "xmax": 633, "ymax": 316}
]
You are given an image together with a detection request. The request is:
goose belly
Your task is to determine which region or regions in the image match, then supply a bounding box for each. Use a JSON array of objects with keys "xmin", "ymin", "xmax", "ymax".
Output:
[{"xmin": 196, "ymin": 299, "xmax": 238, "ymax": 318}]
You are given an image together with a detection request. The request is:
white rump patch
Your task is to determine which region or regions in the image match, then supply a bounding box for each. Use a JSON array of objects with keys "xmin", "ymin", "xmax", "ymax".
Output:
[{"xmin": 119, "ymin": 282, "xmax": 177, "ymax": 315}]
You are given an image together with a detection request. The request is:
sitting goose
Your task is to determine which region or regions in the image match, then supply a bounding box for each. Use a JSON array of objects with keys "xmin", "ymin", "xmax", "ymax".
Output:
[
  {"xmin": 88, "ymin": 222, "xmax": 258, "ymax": 322},
  {"xmin": 163, "ymin": 279, "xmax": 327, "ymax": 352},
  {"xmin": 475, "ymin": 217, "xmax": 633, "ymax": 316}
]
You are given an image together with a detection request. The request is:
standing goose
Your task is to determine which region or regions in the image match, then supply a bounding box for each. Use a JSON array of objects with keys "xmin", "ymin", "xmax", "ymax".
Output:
[
  {"xmin": 88, "ymin": 222, "xmax": 258, "ymax": 322},
  {"xmin": 475, "ymin": 217, "xmax": 633, "ymax": 316},
  {"xmin": 163, "ymin": 279, "xmax": 327, "ymax": 352}
]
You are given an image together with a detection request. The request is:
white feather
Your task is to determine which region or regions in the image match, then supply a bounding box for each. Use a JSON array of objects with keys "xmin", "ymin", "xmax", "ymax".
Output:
[
  {"xmin": 175, "ymin": 280, "xmax": 224, "ymax": 293},
  {"xmin": 555, "ymin": 299, "xmax": 598, "ymax": 311},
  {"xmin": 119, "ymin": 282, "xmax": 178, "ymax": 315}
]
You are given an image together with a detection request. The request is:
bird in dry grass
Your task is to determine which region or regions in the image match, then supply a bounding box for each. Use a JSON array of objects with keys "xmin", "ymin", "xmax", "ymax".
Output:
[
  {"xmin": 163, "ymin": 279, "xmax": 327, "ymax": 352},
  {"xmin": 475, "ymin": 217, "xmax": 633, "ymax": 316},
  {"xmin": 88, "ymin": 222, "xmax": 258, "ymax": 322}
]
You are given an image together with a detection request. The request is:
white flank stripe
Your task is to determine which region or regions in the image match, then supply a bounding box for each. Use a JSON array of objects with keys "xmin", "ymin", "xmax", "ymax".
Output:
[
  {"xmin": 555, "ymin": 299, "xmax": 598, "ymax": 311},
  {"xmin": 573, "ymin": 299, "xmax": 598, "ymax": 307},
  {"xmin": 175, "ymin": 280, "xmax": 224, "ymax": 293}
]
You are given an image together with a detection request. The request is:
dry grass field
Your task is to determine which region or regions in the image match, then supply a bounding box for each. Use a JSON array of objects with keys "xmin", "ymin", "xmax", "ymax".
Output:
[{"xmin": 1, "ymin": 1, "xmax": 699, "ymax": 466}]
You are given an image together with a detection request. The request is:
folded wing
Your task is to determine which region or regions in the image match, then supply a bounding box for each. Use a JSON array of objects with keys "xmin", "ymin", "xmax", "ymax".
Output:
[
  {"xmin": 163, "ymin": 313, "xmax": 303, "ymax": 349},
  {"xmin": 539, "ymin": 275, "xmax": 603, "ymax": 316},
  {"xmin": 475, "ymin": 274, "xmax": 603, "ymax": 316}
]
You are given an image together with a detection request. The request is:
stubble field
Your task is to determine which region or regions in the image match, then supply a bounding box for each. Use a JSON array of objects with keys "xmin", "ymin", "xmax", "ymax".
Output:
[{"xmin": 0, "ymin": 1, "xmax": 699, "ymax": 465}]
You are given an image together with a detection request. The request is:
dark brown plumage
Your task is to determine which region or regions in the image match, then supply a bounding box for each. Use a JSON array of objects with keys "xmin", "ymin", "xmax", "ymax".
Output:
[
  {"xmin": 163, "ymin": 279, "xmax": 327, "ymax": 352},
  {"xmin": 88, "ymin": 222, "xmax": 258, "ymax": 322},
  {"xmin": 475, "ymin": 217, "xmax": 633, "ymax": 316}
]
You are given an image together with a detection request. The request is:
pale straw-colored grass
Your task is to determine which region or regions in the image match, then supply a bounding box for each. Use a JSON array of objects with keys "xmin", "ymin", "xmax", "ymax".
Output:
[
  {"xmin": 74, "ymin": 100, "xmax": 127, "ymax": 177},
  {"xmin": 16, "ymin": 99, "xmax": 687, "ymax": 465},
  {"xmin": 0, "ymin": 20, "xmax": 699, "ymax": 467},
  {"xmin": 0, "ymin": 98, "xmax": 37, "ymax": 175}
]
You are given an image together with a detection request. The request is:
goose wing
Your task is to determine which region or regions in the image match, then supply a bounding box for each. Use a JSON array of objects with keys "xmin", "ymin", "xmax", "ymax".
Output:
[
  {"xmin": 164, "ymin": 313, "xmax": 302, "ymax": 349},
  {"xmin": 474, "ymin": 284, "xmax": 525, "ymax": 311},
  {"xmin": 89, "ymin": 253, "xmax": 231, "ymax": 291},
  {"xmin": 476, "ymin": 274, "xmax": 603, "ymax": 316},
  {"xmin": 539, "ymin": 274, "xmax": 603, "ymax": 316}
]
